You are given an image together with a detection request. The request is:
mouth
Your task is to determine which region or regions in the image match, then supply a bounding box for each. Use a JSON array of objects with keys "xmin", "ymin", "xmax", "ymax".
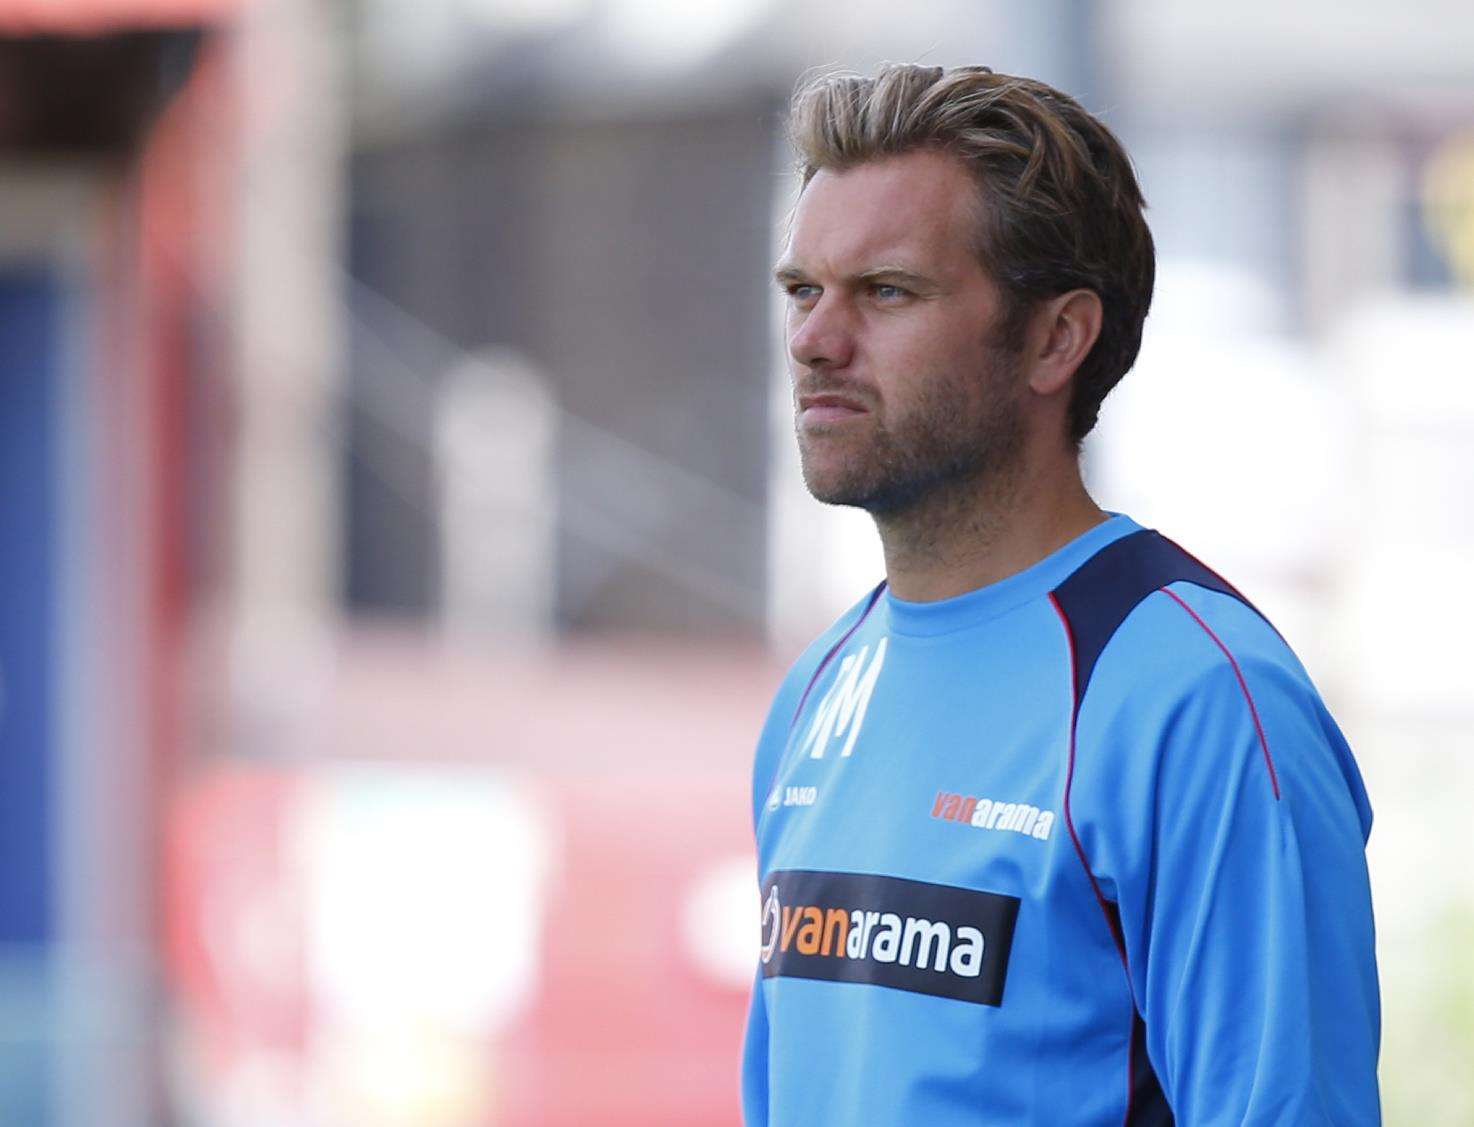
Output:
[{"xmin": 798, "ymin": 392, "xmax": 869, "ymax": 426}]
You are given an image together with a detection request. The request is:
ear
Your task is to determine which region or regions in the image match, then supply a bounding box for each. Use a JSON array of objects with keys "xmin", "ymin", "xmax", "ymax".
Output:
[{"xmin": 1026, "ymin": 289, "xmax": 1103, "ymax": 397}]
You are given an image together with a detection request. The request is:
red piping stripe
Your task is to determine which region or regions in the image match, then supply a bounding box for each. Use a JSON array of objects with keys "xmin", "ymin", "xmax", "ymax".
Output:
[
  {"xmin": 1047, "ymin": 593, "xmax": 1129, "ymax": 968},
  {"xmin": 762, "ymin": 582, "xmax": 887, "ymax": 808},
  {"xmin": 788, "ymin": 581, "xmax": 886, "ymax": 733},
  {"xmin": 1047, "ymin": 591, "xmax": 1136, "ymax": 1125},
  {"xmin": 1160, "ymin": 532, "xmax": 1287, "ymax": 647},
  {"xmin": 1160, "ymin": 586, "xmax": 1282, "ymax": 801},
  {"xmin": 1159, "ymin": 533, "xmax": 1245, "ymax": 601}
]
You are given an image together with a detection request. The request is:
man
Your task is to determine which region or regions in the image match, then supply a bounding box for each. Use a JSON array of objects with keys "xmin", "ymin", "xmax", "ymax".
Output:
[{"xmin": 742, "ymin": 65, "xmax": 1379, "ymax": 1125}]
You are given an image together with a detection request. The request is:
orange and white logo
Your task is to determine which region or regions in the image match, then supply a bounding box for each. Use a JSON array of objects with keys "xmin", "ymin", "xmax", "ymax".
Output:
[
  {"xmin": 930, "ymin": 790, "xmax": 1055, "ymax": 841},
  {"xmin": 760, "ymin": 884, "xmax": 781, "ymax": 964},
  {"xmin": 757, "ymin": 868, "xmax": 1019, "ymax": 1006}
]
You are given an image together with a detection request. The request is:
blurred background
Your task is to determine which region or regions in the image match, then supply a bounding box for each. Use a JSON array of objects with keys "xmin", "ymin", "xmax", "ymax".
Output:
[{"xmin": 2, "ymin": 0, "xmax": 1473, "ymax": 1122}]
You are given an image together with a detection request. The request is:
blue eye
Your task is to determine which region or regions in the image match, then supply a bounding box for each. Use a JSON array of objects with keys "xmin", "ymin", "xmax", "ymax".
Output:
[
  {"xmin": 871, "ymin": 283, "xmax": 908, "ymax": 300},
  {"xmin": 786, "ymin": 283, "xmax": 820, "ymax": 302}
]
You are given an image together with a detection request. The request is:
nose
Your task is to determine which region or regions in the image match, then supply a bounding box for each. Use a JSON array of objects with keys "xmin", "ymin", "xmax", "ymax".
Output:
[{"xmin": 788, "ymin": 293, "xmax": 855, "ymax": 371}]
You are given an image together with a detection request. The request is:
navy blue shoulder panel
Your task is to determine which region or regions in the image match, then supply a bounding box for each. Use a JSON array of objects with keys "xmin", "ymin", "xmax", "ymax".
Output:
[
  {"xmin": 1051, "ymin": 532, "xmax": 1265, "ymax": 1127},
  {"xmin": 1049, "ymin": 529, "xmax": 1266, "ymax": 718}
]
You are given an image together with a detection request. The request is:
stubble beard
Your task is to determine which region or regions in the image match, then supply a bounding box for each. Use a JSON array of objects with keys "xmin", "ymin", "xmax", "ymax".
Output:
[{"xmin": 795, "ymin": 349, "xmax": 1026, "ymax": 524}]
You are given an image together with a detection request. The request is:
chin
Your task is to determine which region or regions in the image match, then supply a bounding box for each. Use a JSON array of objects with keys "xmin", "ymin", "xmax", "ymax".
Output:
[
  {"xmin": 799, "ymin": 447, "xmax": 857, "ymax": 503},
  {"xmin": 800, "ymin": 470, "xmax": 855, "ymax": 507},
  {"xmin": 800, "ymin": 465, "xmax": 884, "ymax": 510}
]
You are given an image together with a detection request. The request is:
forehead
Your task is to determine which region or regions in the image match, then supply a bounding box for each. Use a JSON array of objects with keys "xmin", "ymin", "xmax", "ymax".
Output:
[{"xmin": 786, "ymin": 148, "xmax": 983, "ymax": 273}]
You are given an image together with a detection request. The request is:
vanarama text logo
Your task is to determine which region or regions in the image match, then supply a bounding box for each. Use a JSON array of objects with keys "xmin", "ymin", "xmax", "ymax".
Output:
[
  {"xmin": 931, "ymin": 791, "xmax": 1055, "ymax": 841},
  {"xmin": 759, "ymin": 869, "xmax": 1020, "ymax": 1006}
]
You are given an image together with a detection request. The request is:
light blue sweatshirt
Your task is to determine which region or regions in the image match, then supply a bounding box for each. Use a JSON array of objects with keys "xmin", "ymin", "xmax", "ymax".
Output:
[{"xmin": 742, "ymin": 514, "xmax": 1379, "ymax": 1125}]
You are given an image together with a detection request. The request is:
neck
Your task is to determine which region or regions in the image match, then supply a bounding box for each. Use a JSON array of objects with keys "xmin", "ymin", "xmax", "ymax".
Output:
[{"xmin": 873, "ymin": 449, "xmax": 1107, "ymax": 603}]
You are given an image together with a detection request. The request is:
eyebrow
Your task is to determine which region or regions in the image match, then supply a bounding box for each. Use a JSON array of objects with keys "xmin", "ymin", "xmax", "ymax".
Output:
[{"xmin": 772, "ymin": 263, "xmax": 936, "ymax": 289}]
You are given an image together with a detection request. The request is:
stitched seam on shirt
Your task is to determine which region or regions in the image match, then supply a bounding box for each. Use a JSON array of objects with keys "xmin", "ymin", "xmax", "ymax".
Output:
[{"xmin": 1159, "ymin": 586, "xmax": 1282, "ymax": 801}]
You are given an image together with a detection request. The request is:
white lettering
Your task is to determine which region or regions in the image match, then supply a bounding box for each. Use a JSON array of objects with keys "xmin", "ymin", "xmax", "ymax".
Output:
[
  {"xmin": 760, "ymin": 899, "xmax": 992, "ymax": 981},
  {"xmin": 949, "ymin": 926, "xmax": 985, "ymax": 977},
  {"xmin": 801, "ymin": 638, "xmax": 889, "ymax": 759},
  {"xmin": 846, "ymin": 908, "xmax": 867, "ymax": 958},
  {"xmin": 860, "ymin": 911, "xmax": 879, "ymax": 956},
  {"xmin": 942, "ymin": 793, "xmax": 1056, "ymax": 841},
  {"xmin": 900, "ymin": 917, "xmax": 951, "ymax": 972},
  {"xmin": 871, "ymin": 912, "xmax": 903, "ymax": 962}
]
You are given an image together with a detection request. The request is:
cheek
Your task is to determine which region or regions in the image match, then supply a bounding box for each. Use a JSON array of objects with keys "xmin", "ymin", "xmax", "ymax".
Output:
[
  {"xmin": 937, "ymin": 313, "xmax": 995, "ymax": 361},
  {"xmin": 885, "ymin": 308, "xmax": 978, "ymax": 364},
  {"xmin": 877, "ymin": 319, "xmax": 986, "ymax": 394}
]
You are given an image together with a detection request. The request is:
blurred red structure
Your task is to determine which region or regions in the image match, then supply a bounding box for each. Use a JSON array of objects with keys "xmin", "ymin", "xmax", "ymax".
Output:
[{"xmin": 164, "ymin": 642, "xmax": 773, "ymax": 1125}]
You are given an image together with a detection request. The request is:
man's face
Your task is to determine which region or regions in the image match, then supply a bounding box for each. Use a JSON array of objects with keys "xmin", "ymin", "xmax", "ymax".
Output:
[{"xmin": 776, "ymin": 148, "xmax": 1026, "ymax": 515}]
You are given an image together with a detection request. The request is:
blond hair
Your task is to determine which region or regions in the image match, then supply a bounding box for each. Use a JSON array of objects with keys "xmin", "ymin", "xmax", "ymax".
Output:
[{"xmin": 787, "ymin": 64, "xmax": 1155, "ymax": 444}]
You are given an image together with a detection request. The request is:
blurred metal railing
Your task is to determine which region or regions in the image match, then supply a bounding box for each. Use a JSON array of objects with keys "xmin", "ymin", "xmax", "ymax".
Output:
[{"xmin": 343, "ymin": 274, "xmax": 767, "ymax": 627}]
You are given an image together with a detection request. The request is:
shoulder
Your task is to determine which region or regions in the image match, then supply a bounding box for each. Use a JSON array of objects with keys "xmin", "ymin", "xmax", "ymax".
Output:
[
  {"xmin": 750, "ymin": 583, "xmax": 886, "ymax": 820},
  {"xmin": 764, "ymin": 582, "xmax": 887, "ymax": 731},
  {"xmin": 1056, "ymin": 526, "xmax": 1357, "ymax": 804},
  {"xmin": 1082, "ymin": 577, "xmax": 1368, "ymax": 828},
  {"xmin": 1048, "ymin": 525, "xmax": 1309, "ymax": 723},
  {"xmin": 1106, "ymin": 580, "xmax": 1310, "ymax": 714}
]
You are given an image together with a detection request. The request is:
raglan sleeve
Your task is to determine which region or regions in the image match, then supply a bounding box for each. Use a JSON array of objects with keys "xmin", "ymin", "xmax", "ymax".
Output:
[{"xmin": 1103, "ymin": 650, "xmax": 1381, "ymax": 1125}]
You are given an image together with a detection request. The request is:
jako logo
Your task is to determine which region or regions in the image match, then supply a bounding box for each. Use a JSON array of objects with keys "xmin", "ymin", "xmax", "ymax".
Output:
[
  {"xmin": 759, "ymin": 869, "xmax": 1019, "ymax": 1006},
  {"xmin": 931, "ymin": 791, "xmax": 1055, "ymax": 841},
  {"xmin": 797, "ymin": 638, "xmax": 888, "ymax": 760},
  {"xmin": 765, "ymin": 784, "xmax": 818, "ymax": 812}
]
